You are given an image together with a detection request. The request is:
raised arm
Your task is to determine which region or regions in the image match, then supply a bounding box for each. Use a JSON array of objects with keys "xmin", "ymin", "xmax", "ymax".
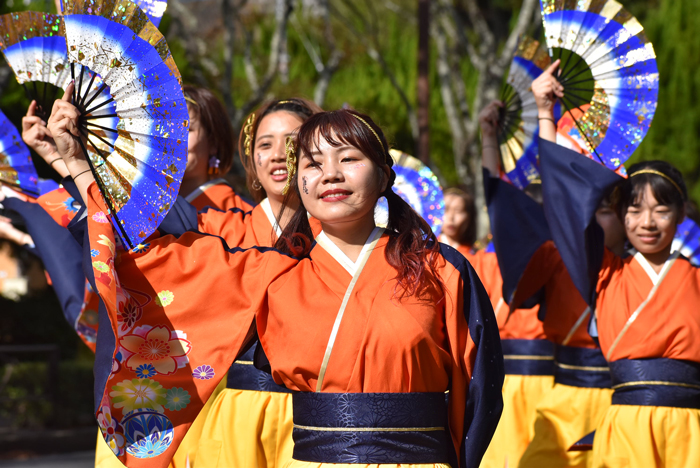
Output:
[
  {"xmin": 477, "ymin": 99, "xmax": 551, "ymax": 305},
  {"xmin": 532, "ymin": 68, "xmax": 623, "ymax": 306}
]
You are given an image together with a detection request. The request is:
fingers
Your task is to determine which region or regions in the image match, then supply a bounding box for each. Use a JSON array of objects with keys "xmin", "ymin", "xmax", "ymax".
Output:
[
  {"xmin": 62, "ymin": 81, "xmax": 74, "ymax": 102},
  {"xmin": 544, "ymin": 59, "xmax": 560, "ymax": 76},
  {"xmin": 27, "ymin": 100, "xmax": 37, "ymax": 117},
  {"xmin": 22, "ymin": 115, "xmax": 46, "ymax": 134}
]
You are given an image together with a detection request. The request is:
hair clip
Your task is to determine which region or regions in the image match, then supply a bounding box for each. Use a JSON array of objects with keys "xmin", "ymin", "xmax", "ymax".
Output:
[{"xmin": 282, "ymin": 136, "xmax": 297, "ymax": 195}]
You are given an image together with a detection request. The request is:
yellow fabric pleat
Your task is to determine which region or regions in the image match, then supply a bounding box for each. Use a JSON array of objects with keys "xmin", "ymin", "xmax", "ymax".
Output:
[
  {"xmin": 592, "ymin": 405, "xmax": 700, "ymax": 468},
  {"xmin": 194, "ymin": 388, "xmax": 294, "ymax": 468},
  {"xmin": 285, "ymin": 463, "xmax": 451, "ymax": 468},
  {"xmin": 95, "ymin": 373, "xmax": 228, "ymax": 468},
  {"xmin": 480, "ymin": 374, "xmax": 554, "ymax": 468},
  {"xmin": 518, "ymin": 384, "xmax": 613, "ymax": 468}
]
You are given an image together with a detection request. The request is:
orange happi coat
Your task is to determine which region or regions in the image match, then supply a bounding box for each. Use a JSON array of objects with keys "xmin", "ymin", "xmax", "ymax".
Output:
[
  {"xmin": 595, "ymin": 250, "xmax": 700, "ymax": 362},
  {"xmin": 471, "ymin": 249, "xmax": 546, "ymax": 340},
  {"xmin": 512, "ymin": 241, "xmax": 596, "ymax": 348},
  {"xmin": 83, "ymin": 183, "xmax": 502, "ymax": 468}
]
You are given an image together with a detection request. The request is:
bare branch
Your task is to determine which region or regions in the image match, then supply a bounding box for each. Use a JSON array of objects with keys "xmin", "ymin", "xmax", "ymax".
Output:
[{"xmin": 498, "ymin": 0, "xmax": 538, "ymax": 66}]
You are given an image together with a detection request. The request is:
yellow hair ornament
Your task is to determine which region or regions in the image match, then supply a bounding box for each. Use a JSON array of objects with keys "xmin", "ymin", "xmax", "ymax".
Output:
[
  {"xmin": 629, "ymin": 169, "xmax": 683, "ymax": 198},
  {"xmin": 184, "ymin": 96, "xmax": 198, "ymax": 106},
  {"xmin": 282, "ymin": 135, "xmax": 297, "ymax": 195},
  {"xmin": 242, "ymin": 112, "xmax": 256, "ymax": 160}
]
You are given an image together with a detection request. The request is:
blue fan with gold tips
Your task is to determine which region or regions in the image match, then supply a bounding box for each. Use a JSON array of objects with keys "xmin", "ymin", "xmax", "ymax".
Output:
[
  {"xmin": 0, "ymin": 109, "xmax": 39, "ymax": 196},
  {"xmin": 0, "ymin": 11, "xmax": 71, "ymax": 120},
  {"xmin": 498, "ymin": 37, "xmax": 551, "ymax": 189},
  {"xmin": 58, "ymin": 0, "xmax": 188, "ymax": 249},
  {"xmin": 673, "ymin": 217, "xmax": 700, "ymax": 266},
  {"xmin": 374, "ymin": 149, "xmax": 444, "ymax": 235},
  {"xmin": 540, "ymin": 0, "xmax": 659, "ymax": 170}
]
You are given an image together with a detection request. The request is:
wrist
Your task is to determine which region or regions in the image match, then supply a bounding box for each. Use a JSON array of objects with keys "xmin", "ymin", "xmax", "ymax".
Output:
[{"xmin": 538, "ymin": 109, "xmax": 555, "ymax": 119}]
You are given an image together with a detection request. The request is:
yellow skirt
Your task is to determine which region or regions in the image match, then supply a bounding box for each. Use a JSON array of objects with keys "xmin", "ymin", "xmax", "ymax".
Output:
[
  {"xmin": 518, "ymin": 383, "xmax": 613, "ymax": 468},
  {"xmin": 592, "ymin": 405, "xmax": 700, "ymax": 468},
  {"xmin": 480, "ymin": 374, "xmax": 554, "ymax": 468},
  {"xmin": 285, "ymin": 463, "xmax": 450, "ymax": 468},
  {"xmin": 94, "ymin": 374, "xmax": 227, "ymax": 468},
  {"xmin": 194, "ymin": 388, "xmax": 294, "ymax": 468}
]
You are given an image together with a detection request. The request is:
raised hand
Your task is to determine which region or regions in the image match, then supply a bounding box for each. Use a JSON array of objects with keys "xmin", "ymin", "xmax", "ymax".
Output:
[
  {"xmin": 479, "ymin": 100, "xmax": 504, "ymax": 175},
  {"xmin": 22, "ymin": 100, "xmax": 69, "ymax": 177},
  {"xmin": 531, "ymin": 60, "xmax": 562, "ymax": 142},
  {"xmin": 478, "ymin": 100, "xmax": 504, "ymax": 138},
  {"xmin": 531, "ymin": 59, "xmax": 563, "ymax": 116},
  {"xmin": 47, "ymin": 82, "xmax": 94, "ymax": 205}
]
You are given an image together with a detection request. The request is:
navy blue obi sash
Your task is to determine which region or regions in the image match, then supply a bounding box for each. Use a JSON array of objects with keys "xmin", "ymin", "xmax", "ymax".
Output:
[
  {"xmin": 292, "ymin": 392, "xmax": 451, "ymax": 464},
  {"xmin": 554, "ymin": 345, "xmax": 611, "ymax": 388},
  {"xmin": 610, "ymin": 358, "xmax": 700, "ymax": 409},
  {"xmin": 226, "ymin": 346, "xmax": 292, "ymax": 393},
  {"xmin": 502, "ymin": 339, "xmax": 555, "ymax": 376}
]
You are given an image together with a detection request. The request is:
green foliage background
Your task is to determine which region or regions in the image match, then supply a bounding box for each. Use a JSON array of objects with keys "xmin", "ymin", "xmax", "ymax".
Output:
[{"xmin": 0, "ymin": 0, "xmax": 698, "ymax": 200}]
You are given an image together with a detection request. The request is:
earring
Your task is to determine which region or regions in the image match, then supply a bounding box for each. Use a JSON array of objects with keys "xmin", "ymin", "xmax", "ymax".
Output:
[
  {"xmin": 252, "ymin": 179, "xmax": 262, "ymax": 190},
  {"xmin": 208, "ymin": 155, "xmax": 220, "ymax": 175}
]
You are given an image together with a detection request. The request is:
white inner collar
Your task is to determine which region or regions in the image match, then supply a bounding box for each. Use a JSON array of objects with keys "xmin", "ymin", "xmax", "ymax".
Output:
[
  {"xmin": 316, "ymin": 227, "xmax": 383, "ymax": 276},
  {"xmin": 184, "ymin": 178, "xmax": 228, "ymax": 203},
  {"xmin": 260, "ymin": 198, "xmax": 282, "ymax": 237},
  {"xmin": 633, "ymin": 250, "xmax": 679, "ymax": 285}
]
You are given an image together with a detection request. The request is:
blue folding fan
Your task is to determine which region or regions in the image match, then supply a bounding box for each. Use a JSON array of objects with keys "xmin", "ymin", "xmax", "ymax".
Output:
[
  {"xmin": 58, "ymin": 0, "xmax": 188, "ymax": 248},
  {"xmin": 0, "ymin": 11, "xmax": 71, "ymax": 119},
  {"xmin": 540, "ymin": 0, "xmax": 659, "ymax": 170},
  {"xmin": 0, "ymin": 110, "xmax": 39, "ymax": 196},
  {"xmin": 498, "ymin": 37, "xmax": 551, "ymax": 189},
  {"xmin": 673, "ymin": 217, "xmax": 700, "ymax": 266},
  {"xmin": 375, "ymin": 150, "xmax": 444, "ymax": 236}
]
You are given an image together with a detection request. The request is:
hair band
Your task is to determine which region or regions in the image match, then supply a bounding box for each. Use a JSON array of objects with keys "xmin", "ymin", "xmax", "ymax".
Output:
[
  {"xmin": 629, "ymin": 169, "xmax": 684, "ymax": 199},
  {"xmin": 351, "ymin": 114, "xmax": 387, "ymax": 155},
  {"xmin": 282, "ymin": 136, "xmax": 297, "ymax": 195},
  {"xmin": 184, "ymin": 95, "xmax": 198, "ymax": 106}
]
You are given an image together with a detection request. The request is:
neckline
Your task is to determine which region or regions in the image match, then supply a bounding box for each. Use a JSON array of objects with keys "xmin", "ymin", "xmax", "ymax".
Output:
[
  {"xmin": 260, "ymin": 198, "xmax": 282, "ymax": 237},
  {"xmin": 315, "ymin": 227, "xmax": 384, "ymax": 276},
  {"xmin": 633, "ymin": 250, "xmax": 679, "ymax": 286}
]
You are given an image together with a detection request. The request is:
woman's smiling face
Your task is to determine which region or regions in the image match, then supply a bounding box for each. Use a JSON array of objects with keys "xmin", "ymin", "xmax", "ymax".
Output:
[
  {"xmin": 298, "ymin": 132, "xmax": 388, "ymax": 227},
  {"xmin": 624, "ymin": 183, "xmax": 680, "ymax": 255},
  {"xmin": 254, "ymin": 111, "xmax": 305, "ymax": 201}
]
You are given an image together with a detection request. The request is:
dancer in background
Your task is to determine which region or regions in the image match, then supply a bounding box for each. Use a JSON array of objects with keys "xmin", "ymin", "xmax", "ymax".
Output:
[
  {"xmin": 52, "ymin": 89, "xmax": 504, "ymax": 467},
  {"xmin": 439, "ymin": 187, "xmax": 478, "ymax": 261},
  {"xmin": 534, "ymin": 60, "xmax": 700, "ymax": 468},
  {"xmin": 476, "ymin": 100, "xmax": 554, "ymax": 468},
  {"xmin": 6, "ymin": 86, "xmax": 253, "ymax": 468}
]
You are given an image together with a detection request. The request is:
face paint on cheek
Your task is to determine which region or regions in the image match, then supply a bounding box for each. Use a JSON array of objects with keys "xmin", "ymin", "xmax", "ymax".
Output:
[
  {"xmin": 354, "ymin": 163, "xmax": 366, "ymax": 169},
  {"xmin": 257, "ymin": 154, "xmax": 262, "ymax": 167},
  {"xmin": 302, "ymin": 176, "xmax": 309, "ymax": 195}
]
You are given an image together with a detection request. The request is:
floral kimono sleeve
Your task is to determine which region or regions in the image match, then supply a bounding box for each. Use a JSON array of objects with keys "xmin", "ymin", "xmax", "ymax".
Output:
[
  {"xmin": 36, "ymin": 183, "xmax": 82, "ymax": 227},
  {"xmin": 440, "ymin": 244, "xmax": 504, "ymax": 468},
  {"xmin": 83, "ymin": 183, "xmax": 298, "ymax": 468}
]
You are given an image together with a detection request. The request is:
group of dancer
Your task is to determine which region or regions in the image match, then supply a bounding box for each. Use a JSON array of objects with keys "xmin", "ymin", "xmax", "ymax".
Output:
[{"xmin": 0, "ymin": 57, "xmax": 697, "ymax": 468}]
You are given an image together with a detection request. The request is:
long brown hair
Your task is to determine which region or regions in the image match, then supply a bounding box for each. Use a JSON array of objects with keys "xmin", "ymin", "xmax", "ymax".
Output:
[
  {"xmin": 275, "ymin": 109, "xmax": 441, "ymax": 297},
  {"xmin": 238, "ymin": 98, "xmax": 322, "ymax": 203},
  {"xmin": 183, "ymin": 85, "xmax": 234, "ymax": 175}
]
